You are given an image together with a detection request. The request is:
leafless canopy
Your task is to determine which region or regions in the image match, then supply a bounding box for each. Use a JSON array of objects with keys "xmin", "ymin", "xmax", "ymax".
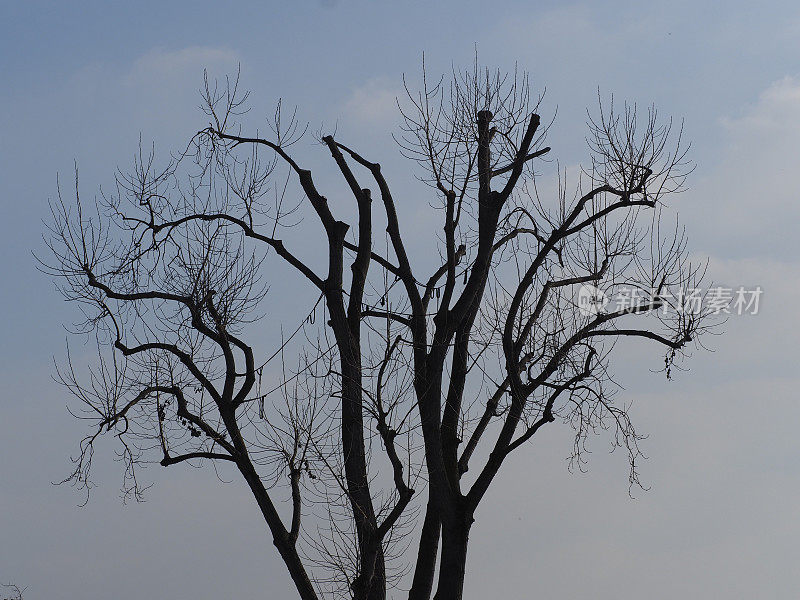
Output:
[
  {"xmin": 42, "ymin": 61, "xmax": 713, "ymax": 600},
  {"xmin": 1, "ymin": 583, "xmax": 24, "ymax": 600}
]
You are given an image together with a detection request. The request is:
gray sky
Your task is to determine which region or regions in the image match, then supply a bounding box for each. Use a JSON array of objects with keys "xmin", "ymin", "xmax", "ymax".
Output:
[{"xmin": 2, "ymin": 1, "xmax": 799, "ymax": 598}]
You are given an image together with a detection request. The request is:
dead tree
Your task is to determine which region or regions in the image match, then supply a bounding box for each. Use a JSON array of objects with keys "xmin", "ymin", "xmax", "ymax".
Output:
[
  {"xmin": 43, "ymin": 62, "xmax": 712, "ymax": 600},
  {"xmin": 1, "ymin": 584, "xmax": 24, "ymax": 600}
]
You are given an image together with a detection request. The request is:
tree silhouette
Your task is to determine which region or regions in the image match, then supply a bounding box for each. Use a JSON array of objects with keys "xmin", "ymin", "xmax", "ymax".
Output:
[{"xmin": 43, "ymin": 61, "xmax": 713, "ymax": 600}]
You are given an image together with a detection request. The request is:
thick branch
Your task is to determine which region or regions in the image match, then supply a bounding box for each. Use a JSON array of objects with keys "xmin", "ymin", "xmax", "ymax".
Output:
[{"xmin": 160, "ymin": 451, "xmax": 235, "ymax": 466}]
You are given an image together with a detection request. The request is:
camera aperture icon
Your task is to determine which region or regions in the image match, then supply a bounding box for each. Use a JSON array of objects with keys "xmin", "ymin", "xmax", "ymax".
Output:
[{"xmin": 577, "ymin": 284, "xmax": 609, "ymax": 316}]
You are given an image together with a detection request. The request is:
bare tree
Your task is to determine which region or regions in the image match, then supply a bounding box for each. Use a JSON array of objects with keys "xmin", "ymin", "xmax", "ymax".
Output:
[
  {"xmin": 1, "ymin": 583, "xmax": 24, "ymax": 600},
  {"xmin": 42, "ymin": 61, "xmax": 714, "ymax": 600}
]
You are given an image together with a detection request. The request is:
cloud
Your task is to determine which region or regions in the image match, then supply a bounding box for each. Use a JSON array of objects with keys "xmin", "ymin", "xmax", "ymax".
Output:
[
  {"xmin": 494, "ymin": 4, "xmax": 653, "ymax": 84},
  {"xmin": 343, "ymin": 77, "xmax": 401, "ymax": 126},
  {"xmin": 679, "ymin": 76, "xmax": 800, "ymax": 259},
  {"xmin": 125, "ymin": 45, "xmax": 239, "ymax": 86},
  {"xmin": 122, "ymin": 46, "xmax": 240, "ymax": 133}
]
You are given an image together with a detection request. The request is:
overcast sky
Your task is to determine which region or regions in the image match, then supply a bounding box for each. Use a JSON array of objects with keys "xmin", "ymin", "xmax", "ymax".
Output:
[{"xmin": 2, "ymin": 1, "xmax": 800, "ymax": 598}]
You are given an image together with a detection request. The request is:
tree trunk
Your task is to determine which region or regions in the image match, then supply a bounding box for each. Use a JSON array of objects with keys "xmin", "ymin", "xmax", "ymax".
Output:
[
  {"xmin": 408, "ymin": 499, "xmax": 441, "ymax": 600},
  {"xmin": 235, "ymin": 458, "xmax": 319, "ymax": 600},
  {"xmin": 339, "ymin": 338, "xmax": 386, "ymax": 600},
  {"xmin": 432, "ymin": 520, "xmax": 471, "ymax": 600}
]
